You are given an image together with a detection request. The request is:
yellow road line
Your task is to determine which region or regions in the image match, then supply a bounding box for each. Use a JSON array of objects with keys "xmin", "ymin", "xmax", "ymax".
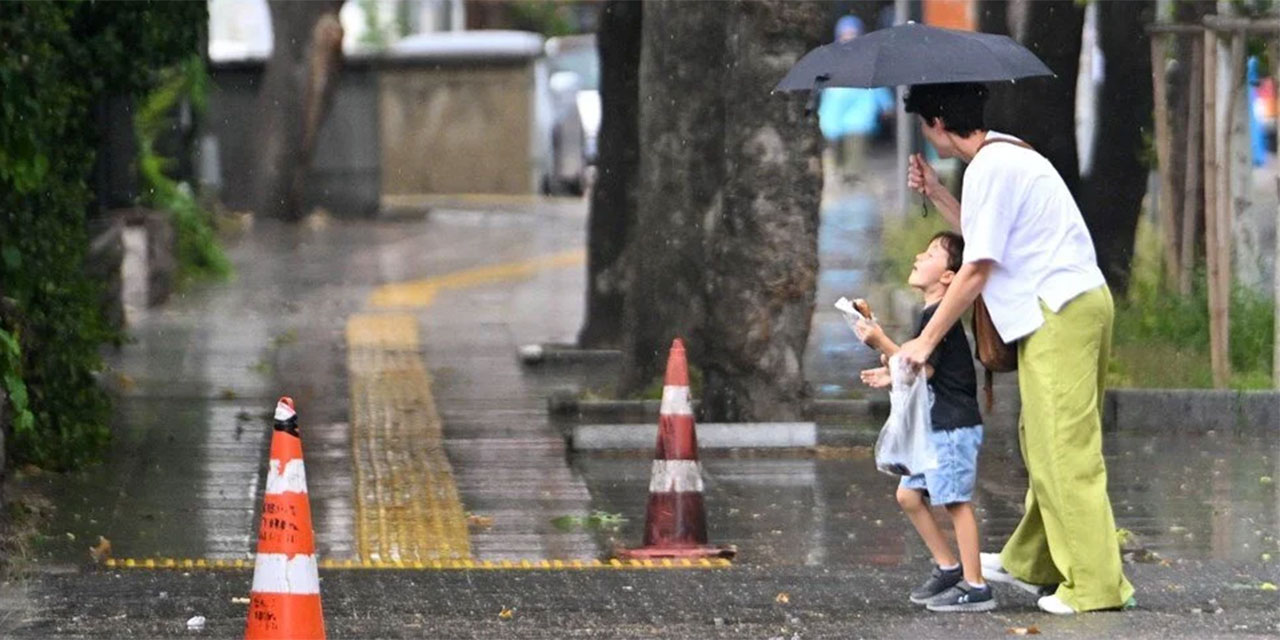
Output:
[
  {"xmin": 104, "ymin": 557, "xmax": 733, "ymax": 571},
  {"xmin": 347, "ymin": 313, "xmax": 471, "ymax": 563},
  {"xmin": 368, "ymin": 249, "xmax": 584, "ymax": 308}
]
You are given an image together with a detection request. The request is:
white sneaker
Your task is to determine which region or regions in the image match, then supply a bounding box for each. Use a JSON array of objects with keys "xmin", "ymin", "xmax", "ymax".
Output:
[
  {"xmin": 979, "ymin": 552, "xmax": 1054, "ymax": 597},
  {"xmin": 1037, "ymin": 594, "xmax": 1076, "ymax": 615}
]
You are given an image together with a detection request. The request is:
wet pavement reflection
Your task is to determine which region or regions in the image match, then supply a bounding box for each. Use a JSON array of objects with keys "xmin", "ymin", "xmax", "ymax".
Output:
[
  {"xmin": 574, "ymin": 428, "xmax": 1280, "ymax": 567},
  {"xmin": 18, "ymin": 178, "xmax": 1279, "ymax": 582}
]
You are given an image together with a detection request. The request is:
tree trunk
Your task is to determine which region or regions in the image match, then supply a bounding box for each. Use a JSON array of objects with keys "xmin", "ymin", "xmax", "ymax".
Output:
[
  {"xmin": 622, "ymin": 0, "xmax": 727, "ymax": 392},
  {"xmin": 622, "ymin": 1, "xmax": 824, "ymax": 421},
  {"xmin": 253, "ymin": 0, "xmax": 345, "ymax": 221},
  {"xmin": 1081, "ymin": 0, "xmax": 1154, "ymax": 295},
  {"xmin": 996, "ymin": 0, "xmax": 1086, "ymax": 199},
  {"xmin": 577, "ymin": 0, "xmax": 642, "ymax": 349},
  {"xmin": 976, "ymin": 0, "xmax": 1010, "ymax": 34},
  {"xmin": 700, "ymin": 0, "xmax": 824, "ymax": 421}
]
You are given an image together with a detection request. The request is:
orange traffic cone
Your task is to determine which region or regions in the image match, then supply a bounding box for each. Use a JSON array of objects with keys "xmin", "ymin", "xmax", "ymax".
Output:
[
  {"xmin": 245, "ymin": 397, "xmax": 325, "ymax": 640},
  {"xmin": 621, "ymin": 339, "xmax": 735, "ymax": 560}
]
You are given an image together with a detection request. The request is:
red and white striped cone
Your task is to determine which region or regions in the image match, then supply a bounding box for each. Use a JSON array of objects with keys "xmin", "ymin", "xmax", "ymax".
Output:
[
  {"xmin": 245, "ymin": 397, "xmax": 325, "ymax": 640},
  {"xmin": 621, "ymin": 339, "xmax": 735, "ymax": 559}
]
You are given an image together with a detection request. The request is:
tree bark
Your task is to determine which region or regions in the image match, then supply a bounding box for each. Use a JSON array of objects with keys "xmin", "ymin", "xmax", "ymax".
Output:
[
  {"xmin": 622, "ymin": 0, "xmax": 726, "ymax": 392},
  {"xmin": 976, "ymin": 0, "xmax": 1010, "ymax": 34},
  {"xmin": 700, "ymin": 0, "xmax": 824, "ymax": 421},
  {"xmin": 253, "ymin": 0, "xmax": 345, "ymax": 221},
  {"xmin": 577, "ymin": 0, "xmax": 642, "ymax": 349},
  {"xmin": 622, "ymin": 0, "xmax": 824, "ymax": 422},
  {"xmin": 1081, "ymin": 0, "xmax": 1154, "ymax": 295},
  {"xmin": 997, "ymin": 0, "xmax": 1086, "ymax": 199}
]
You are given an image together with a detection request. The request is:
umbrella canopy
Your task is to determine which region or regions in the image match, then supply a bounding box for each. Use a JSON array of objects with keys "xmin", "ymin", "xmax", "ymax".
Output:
[{"xmin": 775, "ymin": 22, "xmax": 1053, "ymax": 92}]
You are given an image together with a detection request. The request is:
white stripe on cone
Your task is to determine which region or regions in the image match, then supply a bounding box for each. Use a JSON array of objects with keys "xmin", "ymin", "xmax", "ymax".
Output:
[
  {"xmin": 648, "ymin": 459, "xmax": 705, "ymax": 493},
  {"xmin": 659, "ymin": 386, "xmax": 693, "ymax": 416},
  {"xmin": 266, "ymin": 459, "xmax": 309, "ymax": 495},
  {"xmin": 250, "ymin": 553, "xmax": 321, "ymax": 595}
]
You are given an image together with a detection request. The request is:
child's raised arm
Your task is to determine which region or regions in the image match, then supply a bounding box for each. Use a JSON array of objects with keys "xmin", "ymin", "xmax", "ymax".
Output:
[{"xmin": 855, "ymin": 318, "xmax": 900, "ymax": 356}]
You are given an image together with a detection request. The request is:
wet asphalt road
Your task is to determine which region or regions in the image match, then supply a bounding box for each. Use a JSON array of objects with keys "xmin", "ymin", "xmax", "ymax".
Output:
[
  {"xmin": 7, "ymin": 563, "xmax": 1279, "ymax": 639},
  {"xmin": 4, "ymin": 158, "xmax": 1279, "ymax": 637}
]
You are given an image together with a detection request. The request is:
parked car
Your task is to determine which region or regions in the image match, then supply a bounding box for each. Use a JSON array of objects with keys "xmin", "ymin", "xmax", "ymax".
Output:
[{"xmin": 543, "ymin": 34, "xmax": 600, "ymax": 196}]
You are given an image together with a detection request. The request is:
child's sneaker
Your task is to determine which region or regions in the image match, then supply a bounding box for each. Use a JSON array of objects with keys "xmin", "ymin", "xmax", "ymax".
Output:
[
  {"xmin": 909, "ymin": 565, "xmax": 964, "ymax": 604},
  {"xmin": 926, "ymin": 582, "xmax": 997, "ymax": 612}
]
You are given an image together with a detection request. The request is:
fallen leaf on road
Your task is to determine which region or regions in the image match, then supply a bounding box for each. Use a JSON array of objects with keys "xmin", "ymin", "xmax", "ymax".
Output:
[
  {"xmin": 1260, "ymin": 582, "xmax": 1277, "ymax": 591},
  {"xmin": 467, "ymin": 514, "xmax": 494, "ymax": 528},
  {"xmin": 88, "ymin": 536, "xmax": 112, "ymax": 564},
  {"xmin": 1008, "ymin": 626, "xmax": 1040, "ymax": 635},
  {"xmin": 498, "ymin": 607, "xmax": 514, "ymax": 619},
  {"xmin": 775, "ymin": 592, "xmax": 790, "ymax": 604},
  {"xmin": 1261, "ymin": 476, "xmax": 1274, "ymax": 485}
]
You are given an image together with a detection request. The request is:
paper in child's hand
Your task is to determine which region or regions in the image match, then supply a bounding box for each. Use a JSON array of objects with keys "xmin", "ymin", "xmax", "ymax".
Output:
[{"xmin": 835, "ymin": 296, "xmax": 876, "ymax": 334}]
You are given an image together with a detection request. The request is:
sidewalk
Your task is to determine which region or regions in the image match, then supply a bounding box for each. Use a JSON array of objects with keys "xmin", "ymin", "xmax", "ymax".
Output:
[{"xmin": 4, "ymin": 177, "xmax": 1279, "ymax": 637}]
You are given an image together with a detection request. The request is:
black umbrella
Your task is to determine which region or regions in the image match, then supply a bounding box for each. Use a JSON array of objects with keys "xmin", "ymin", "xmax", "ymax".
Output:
[{"xmin": 775, "ymin": 22, "xmax": 1053, "ymax": 92}]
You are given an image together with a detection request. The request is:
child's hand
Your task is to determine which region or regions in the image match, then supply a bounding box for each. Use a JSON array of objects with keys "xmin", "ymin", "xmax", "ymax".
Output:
[
  {"xmin": 854, "ymin": 318, "xmax": 885, "ymax": 349},
  {"xmin": 860, "ymin": 366, "xmax": 891, "ymax": 389}
]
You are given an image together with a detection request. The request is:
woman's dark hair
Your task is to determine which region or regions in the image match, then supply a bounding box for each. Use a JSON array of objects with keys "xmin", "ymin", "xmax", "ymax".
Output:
[
  {"xmin": 930, "ymin": 231, "xmax": 965, "ymax": 272},
  {"xmin": 904, "ymin": 83, "xmax": 988, "ymax": 136}
]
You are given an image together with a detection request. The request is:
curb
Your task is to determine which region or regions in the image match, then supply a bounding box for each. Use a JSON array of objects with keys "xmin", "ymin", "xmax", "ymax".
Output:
[
  {"xmin": 1104, "ymin": 389, "xmax": 1279, "ymax": 432},
  {"xmin": 572, "ymin": 422, "xmax": 818, "ymax": 451},
  {"xmin": 519, "ymin": 343, "xmax": 622, "ymax": 366},
  {"xmin": 549, "ymin": 393, "xmax": 887, "ymax": 422}
]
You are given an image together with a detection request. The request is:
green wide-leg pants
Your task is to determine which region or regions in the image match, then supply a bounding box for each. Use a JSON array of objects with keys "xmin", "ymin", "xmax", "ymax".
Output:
[{"xmin": 999, "ymin": 285, "xmax": 1135, "ymax": 611}]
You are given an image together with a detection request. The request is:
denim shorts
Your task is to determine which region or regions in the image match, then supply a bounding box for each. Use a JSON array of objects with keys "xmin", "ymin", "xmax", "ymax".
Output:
[{"xmin": 898, "ymin": 424, "xmax": 983, "ymax": 505}]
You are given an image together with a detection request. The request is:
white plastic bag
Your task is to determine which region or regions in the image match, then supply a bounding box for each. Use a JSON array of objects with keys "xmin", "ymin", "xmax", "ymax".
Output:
[{"xmin": 874, "ymin": 355, "xmax": 938, "ymax": 476}]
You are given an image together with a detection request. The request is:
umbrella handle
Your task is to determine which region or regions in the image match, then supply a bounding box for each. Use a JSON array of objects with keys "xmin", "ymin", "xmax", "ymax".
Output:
[{"xmin": 804, "ymin": 74, "xmax": 831, "ymax": 116}]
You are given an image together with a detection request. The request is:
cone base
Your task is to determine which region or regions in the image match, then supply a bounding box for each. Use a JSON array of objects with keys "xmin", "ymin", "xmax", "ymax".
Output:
[{"xmin": 618, "ymin": 544, "xmax": 737, "ymax": 560}]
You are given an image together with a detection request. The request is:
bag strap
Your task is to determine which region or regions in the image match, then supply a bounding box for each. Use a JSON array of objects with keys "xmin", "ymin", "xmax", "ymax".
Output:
[
  {"xmin": 977, "ymin": 137, "xmax": 1034, "ymax": 153},
  {"xmin": 972, "ymin": 137, "xmax": 1030, "ymax": 415}
]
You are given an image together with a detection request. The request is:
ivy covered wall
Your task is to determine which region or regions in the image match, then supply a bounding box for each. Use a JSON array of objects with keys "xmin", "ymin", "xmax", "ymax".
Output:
[{"xmin": 0, "ymin": 1, "xmax": 206, "ymax": 470}]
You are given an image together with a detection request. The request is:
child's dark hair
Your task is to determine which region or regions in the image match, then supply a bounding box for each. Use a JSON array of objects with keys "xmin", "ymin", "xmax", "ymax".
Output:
[
  {"xmin": 931, "ymin": 231, "xmax": 964, "ymax": 273},
  {"xmin": 904, "ymin": 83, "xmax": 988, "ymax": 136}
]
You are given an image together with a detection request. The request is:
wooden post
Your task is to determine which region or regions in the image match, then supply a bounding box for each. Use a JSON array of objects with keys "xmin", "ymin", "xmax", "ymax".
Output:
[
  {"xmin": 1203, "ymin": 26, "xmax": 1229, "ymax": 388},
  {"xmin": 1181, "ymin": 36, "xmax": 1203, "ymax": 296},
  {"xmin": 1151, "ymin": 32, "xmax": 1181, "ymax": 288},
  {"xmin": 1220, "ymin": 32, "xmax": 1245, "ymax": 384}
]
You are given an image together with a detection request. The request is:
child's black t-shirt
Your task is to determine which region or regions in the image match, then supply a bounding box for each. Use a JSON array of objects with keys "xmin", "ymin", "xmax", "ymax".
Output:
[{"xmin": 916, "ymin": 303, "xmax": 984, "ymax": 430}]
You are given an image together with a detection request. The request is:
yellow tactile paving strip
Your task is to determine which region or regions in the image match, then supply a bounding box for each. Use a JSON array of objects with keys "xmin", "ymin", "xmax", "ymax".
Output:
[
  {"xmin": 368, "ymin": 249, "xmax": 584, "ymax": 308},
  {"xmin": 104, "ymin": 557, "xmax": 732, "ymax": 571},
  {"xmin": 312, "ymin": 249, "xmax": 729, "ymax": 571},
  {"xmin": 346, "ymin": 312, "xmax": 471, "ymax": 563}
]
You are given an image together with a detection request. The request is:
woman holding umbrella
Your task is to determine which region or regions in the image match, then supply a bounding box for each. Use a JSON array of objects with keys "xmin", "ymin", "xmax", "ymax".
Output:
[
  {"xmin": 892, "ymin": 82, "xmax": 1134, "ymax": 615},
  {"xmin": 779, "ymin": 23, "xmax": 1134, "ymax": 615}
]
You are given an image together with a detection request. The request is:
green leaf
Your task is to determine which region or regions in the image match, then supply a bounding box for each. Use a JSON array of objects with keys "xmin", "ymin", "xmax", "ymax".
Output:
[{"xmin": 2, "ymin": 246, "xmax": 20, "ymax": 270}]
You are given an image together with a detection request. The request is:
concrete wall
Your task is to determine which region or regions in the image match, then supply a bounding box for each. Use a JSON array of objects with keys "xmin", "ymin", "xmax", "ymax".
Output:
[
  {"xmin": 206, "ymin": 49, "xmax": 544, "ymax": 216},
  {"xmin": 205, "ymin": 61, "xmax": 382, "ymax": 216},
  {"xmin": 379, "ymin": 62, "xmax": 538, "ymax": 196}
]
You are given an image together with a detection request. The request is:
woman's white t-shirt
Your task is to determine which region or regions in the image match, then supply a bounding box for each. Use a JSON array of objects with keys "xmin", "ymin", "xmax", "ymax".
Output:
[{"xmin": 960, "ymin": 131, "xmax": 1106, "ymax": 342}]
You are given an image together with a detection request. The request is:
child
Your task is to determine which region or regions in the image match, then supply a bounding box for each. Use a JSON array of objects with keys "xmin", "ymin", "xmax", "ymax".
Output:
[{"xmin": 856, "ymin": 231, "xmax": 993, "ymax": 612}]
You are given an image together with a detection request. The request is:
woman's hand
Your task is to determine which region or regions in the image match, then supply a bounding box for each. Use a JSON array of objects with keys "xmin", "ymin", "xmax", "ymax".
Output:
[
  {"xmin": 860, "ymin": 366, "xmax": 891, "ymax": 389},
  {"xmin": 853, "ymin": 318, "xmax": 886, "ymax": 350},
  {"xmin": 907, "ymin": 153, "xmax": 941, "ymax": 201},
  {"xmin": 895, "ymin": 336, "xmax": 935, "ymax": 371}
]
